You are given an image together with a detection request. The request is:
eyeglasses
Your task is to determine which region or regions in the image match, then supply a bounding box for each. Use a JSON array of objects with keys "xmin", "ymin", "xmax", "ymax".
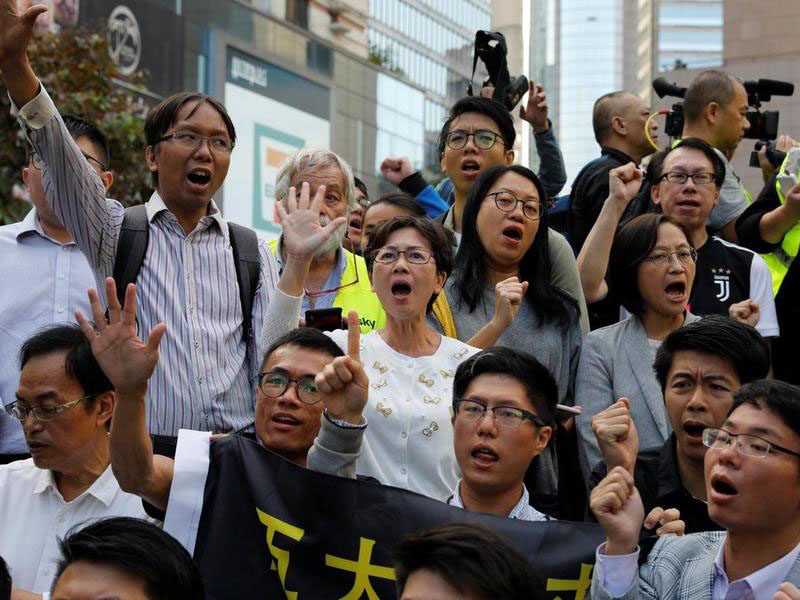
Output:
[
  {"xmin": 372, "ymin": 248, "xmax": 434, "ymax": 265},
  {"xmin": 444, "ymin": 129, "xmax": 504, "ymax": 151},
  {"xmin": 702, "ymin": 427, "xmax": 800, "ymax": 459},
  {"xmin": 304, "ymin": 239, "xmax": 361, "ymax": 298},
  {"xmin": 658, "ymin": 171, "xmax": 716, "ymax": 185},
  {"xmin": 31, "ymin": 152, "xmax": 108, "ymax": 173},
  {"xmin": 258, "ymin": 371, "xmax": 320, "ymax": 404},
  {"xmin": 486, "ymin": 191, "xmax": 542, "ymax": 221},
  {"xmin": 644, "ymin": 248, "xmax": 698, "ymax": 268},
  {"xmin": 453, "ymin": 398, "xmax": 547, "ymax": 429},
  {"xmin": 158, "ymin": 130, "xmax": 234, "ymax": 154},
  {"xmin": 5, "ymin": 394, "xmax": 97, "ymax": 422}
]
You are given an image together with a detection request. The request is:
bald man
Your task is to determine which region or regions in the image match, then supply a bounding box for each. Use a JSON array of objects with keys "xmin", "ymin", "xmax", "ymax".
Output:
[{"xmin": 568, "ymin": 92, "xmax": 657, "ymax": 255}]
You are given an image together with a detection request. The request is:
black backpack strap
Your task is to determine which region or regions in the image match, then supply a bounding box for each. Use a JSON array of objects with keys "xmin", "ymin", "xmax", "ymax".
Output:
[
  {"xmin": 113, "ymin": 204, "xmax": 149, "ymax": 306},
  {"xmin": 228, "ymin": 222, "xmax": 261, "ymax": 342}
]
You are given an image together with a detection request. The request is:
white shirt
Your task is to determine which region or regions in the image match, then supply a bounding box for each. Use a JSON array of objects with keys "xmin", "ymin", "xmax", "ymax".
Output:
[
  {"xmin": 597, "ymin": 536, "xmax": 800, "ymax": 599},
  {"xmin": 447, "ymin": 479, "xmax": 550, "ymax": 521},
  {"xmin": 327, "ymin": 329, "xmax": 478, "ymax": 501},
  {"xmin": 0, "ymin": 209, "xmax": 95, "ymax": 454},
  {"xmin": 0, "ymin": 459, "xmax": 152, "ymax": 593}
]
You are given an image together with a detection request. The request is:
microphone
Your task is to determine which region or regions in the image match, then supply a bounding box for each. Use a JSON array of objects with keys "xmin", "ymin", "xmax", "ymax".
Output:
[{"xmin": 744, "ymin": 79, "xmax": 795, "ymax": 101}]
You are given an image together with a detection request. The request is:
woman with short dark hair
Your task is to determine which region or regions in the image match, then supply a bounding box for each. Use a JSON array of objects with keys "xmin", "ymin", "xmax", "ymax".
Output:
[
  {"xmin": 576, "ymin": 214, "xmax": 699, "ymax": 480},
  {"xmin": 263, "ymin": 201, "xmax": 478, "ymax": 501}
]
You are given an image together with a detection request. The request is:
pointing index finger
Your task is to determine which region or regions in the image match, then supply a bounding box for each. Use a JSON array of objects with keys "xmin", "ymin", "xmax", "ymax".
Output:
[{"xmin": 346, "ymin": 310, "xmax": 361, "ymax": 362}]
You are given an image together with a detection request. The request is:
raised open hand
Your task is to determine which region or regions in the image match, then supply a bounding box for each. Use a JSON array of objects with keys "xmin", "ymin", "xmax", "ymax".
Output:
[
  {"xmin": 277, "ymin": 182, "xmax": 346, "ymax": 263},
  {"xmin": 75, "ymin": 277, "xmax": 166, "ymax": 395},
  {"xmin": 315, "ymin": 311, "xmax": 368, "ymax": 425},
  {"xmin": 0, "ymin": 0, "xmax": 46, "ymax": 69}
]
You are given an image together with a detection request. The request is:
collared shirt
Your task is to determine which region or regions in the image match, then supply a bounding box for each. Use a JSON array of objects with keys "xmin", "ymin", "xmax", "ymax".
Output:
[
  {"xmin": 589, "ymin": 434, "xmax": 722, "ymax": 534},
  {"xmin": 710, "ymin": 148, "xmax": 749, "ymax": 233},
  {"xmin": 441, "ymin": 206, "xmax": 462, "ymax": 247},
  {"xmin": 0, "ymin": 209, "xmax": 96, "ymax": 454},
  {"xmin": 274, "ymin": 237, "xmax": 347, "ymax": 313},
  {"xmin": 15, "ymin": 84, "xmax": 280, "ymax": 435},
  {"xmin": 597, "ymin": 537, "xmax": 800, "ymax": 599},
  {"xmin": 447, "ymin": 479, "xmax": 550, "ymax": 521},
  {"xmin": 0, "ymin": 459, "xmax": 151, "ymax": 593},
  {"xmin": 711, "ymin": 539, "xmax": 800, "ymax": 600}
]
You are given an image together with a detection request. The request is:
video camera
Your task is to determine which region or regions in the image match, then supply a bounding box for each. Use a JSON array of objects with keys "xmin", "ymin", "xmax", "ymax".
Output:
[
  {"xmin": 468, "ymin": 30, "xmax": 529, "ymax": 112},
  {"xmin": 652, "ymin": 76, "xmax": 795, "ymax": 168}
]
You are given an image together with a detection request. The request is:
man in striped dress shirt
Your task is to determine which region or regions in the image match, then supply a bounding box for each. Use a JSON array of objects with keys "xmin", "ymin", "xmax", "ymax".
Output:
[{"xmin": 0, "ymin": 2, "xmax": 285, "ymax": 440}]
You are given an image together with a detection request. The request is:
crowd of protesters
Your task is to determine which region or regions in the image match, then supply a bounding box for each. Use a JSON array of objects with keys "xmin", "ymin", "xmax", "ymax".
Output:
[{"xmin": 4, "ymin": 2, "xmax": 800, "ymax": 599}]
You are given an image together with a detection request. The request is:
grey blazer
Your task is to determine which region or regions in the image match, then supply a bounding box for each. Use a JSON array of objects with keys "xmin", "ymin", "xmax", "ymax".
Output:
[
  {"xmin": 575, "ymin": 313, "xmax": 700, "ymax": 481},
  {"xmin": 591, "ymin": 531, "xmax": 800, "ymax": 599}
]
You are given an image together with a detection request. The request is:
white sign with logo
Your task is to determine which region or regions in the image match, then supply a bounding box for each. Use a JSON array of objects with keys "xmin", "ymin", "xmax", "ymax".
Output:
[{"xmin": 107, "ymin": 5, "xmax": 141, "ymax": 75}]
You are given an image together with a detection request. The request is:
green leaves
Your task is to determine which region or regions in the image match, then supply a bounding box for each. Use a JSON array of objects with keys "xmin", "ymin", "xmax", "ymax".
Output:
[{"xmin": 0, "ymin": 24, "xmax": 150, "ymax": 223}]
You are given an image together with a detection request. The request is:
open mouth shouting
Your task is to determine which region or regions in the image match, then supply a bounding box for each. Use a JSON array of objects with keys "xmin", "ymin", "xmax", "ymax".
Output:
[
  {"xmin": 186, "ymin": 167, "xmax": 213, "ymax": 193},
  {"xmin": 709, "ymin": 472, "xmax": 739, "ymax": 504},
  {"xmin": 349, "ymin": 214, "xmax": 363, "ymax": 233},
  {"xmin": 460, "ymin": 158, "xmax": 482, "ymax": 178},
  {"xmin": 391, "ymin": 280, "xmax": 413, "ymax": 300},
  {"xmin": 470, "ymin": 443, "xmax": 499, "ymax": 469},
  {"xmin": 682, "ymin": 420, "xmax": 708, "ymax": 444},
  {"xmin": 501, "ymin": 224, "xmax": 524, "ymax": 245},
  {"xmin": 664, "ymin": 279, "xmax": 688, "ymax": 304}
]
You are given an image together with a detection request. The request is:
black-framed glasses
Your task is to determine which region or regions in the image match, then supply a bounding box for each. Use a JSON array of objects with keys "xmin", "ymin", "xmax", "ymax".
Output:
[
  {"xmin": 258, "ymin": 371, "xmax": 320, "ymax": 404},
  {"xmin": 158, "ymin": 130, "xmax": 235, "ymax": 154},
  {"xmin": 453, "ymin": 398, "xmax": 547, "ymax": 429},
  {"xmin": 445, "ymin": 129, "xmax": 504, "ymax": 151},
  {"xmin": 5, "ymin": 394, "xmax": 97, "ymax": 422},
  {"xmin": 372, "ymin": 248, "xmax": 434, "ymax": 265},
  {"xmin": 486, "ymin": 191, "xmax": 542, "ymax": 221},
  {"xmin": 658, "ymin": 171, "xmax": 716, "ymax": 185},
  {"xmin": 644, "ymin": 248, "xmax": 698, "ymax": 268},
  {"xmin": 702, "ymin": 427, "xmax": 800, "ymax": 459}
]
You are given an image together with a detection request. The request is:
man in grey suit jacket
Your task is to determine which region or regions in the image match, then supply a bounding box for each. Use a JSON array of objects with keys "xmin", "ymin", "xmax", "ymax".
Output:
[{"xmin": 589, "ymin": 379, "xmax": 800, "ymax": 599}]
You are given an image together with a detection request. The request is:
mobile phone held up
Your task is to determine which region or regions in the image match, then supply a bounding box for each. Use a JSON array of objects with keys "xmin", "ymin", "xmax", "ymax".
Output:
[{"xmin": 305, "ymin": 308, "xmax": 345, "ymax": 332}]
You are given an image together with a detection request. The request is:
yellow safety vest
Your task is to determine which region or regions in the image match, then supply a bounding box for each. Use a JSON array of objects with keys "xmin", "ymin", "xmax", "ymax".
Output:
[
  {"xmin": 269, "ymin": 240, "xmax": 386, "ymax": 334},
  {"xmin": 761, "ymin": 153, "xmax": 799, "ymax": 295}
]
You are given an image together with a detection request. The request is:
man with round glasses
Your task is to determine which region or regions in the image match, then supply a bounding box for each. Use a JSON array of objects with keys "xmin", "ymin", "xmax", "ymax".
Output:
[
  {"xmin": 578, "ymin": 137, "xmax": 779, "ymax": 338},
  {"xmin": 589, "ymin": 379, "xmax": 800, "ymax": 599},
  {"xmin": 0, "ymin": 323, "xmax": 149, "ymax": 597}
]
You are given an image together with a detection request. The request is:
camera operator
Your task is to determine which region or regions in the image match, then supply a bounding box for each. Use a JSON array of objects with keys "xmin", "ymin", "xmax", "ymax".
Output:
[{"xmin": 680, "ymin": 70, "xmax": 754, "ymax": 243}]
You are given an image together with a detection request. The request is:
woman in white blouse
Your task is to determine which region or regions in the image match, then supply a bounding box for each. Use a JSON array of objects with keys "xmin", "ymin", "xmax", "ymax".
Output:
[{"xmin": 262, "ymin": 183, "xmax": 478, "ymax": 500}]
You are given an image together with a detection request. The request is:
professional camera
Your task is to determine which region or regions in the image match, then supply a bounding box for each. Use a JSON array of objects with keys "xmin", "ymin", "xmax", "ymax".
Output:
[
  {"xmin": 468, "ymin": 30, "xmax": 529, "ymax": 112},
  {"xmin": 653, "ymin": 76, "xmax": 794, "ymax": 168}
]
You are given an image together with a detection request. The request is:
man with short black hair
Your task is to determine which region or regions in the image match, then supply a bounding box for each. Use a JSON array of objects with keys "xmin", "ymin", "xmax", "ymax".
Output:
[
  {"xmin": 589, "ymin": 315, "xmax": 770, "ymax": 533},
  {"xmin": 0, "ymin": 115, "xmax": 111, "ymax": 463},
  {"xmin": 0, "ymin": 2, "xmax": 280, "ymax": 444},
  {"xmin": 51, "ymin": 517, "xmax": 203, "ymax": 600},
  {"xmin": 680, "ymin": 70, "xmax": 753, "ymax": 242},
  {"xmin": 394, "ymin": 522, "xmax": 547, "ymax": 600},
  {"xmin": 569, "ymin": 91, "xmax": 657, "ymax": 255},
  {"xmin": 0, "ymin": 323, "xmax": 149, "ymax": 598},
  {"xmin": 590, "ymin": 379, "xmax": 800, "ymax": 599}
]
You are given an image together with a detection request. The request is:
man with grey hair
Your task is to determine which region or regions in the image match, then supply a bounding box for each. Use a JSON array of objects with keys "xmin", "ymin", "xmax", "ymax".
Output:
[{"xmin": 268, "ymin": 147, "xmax": 386, "ymax": 332}]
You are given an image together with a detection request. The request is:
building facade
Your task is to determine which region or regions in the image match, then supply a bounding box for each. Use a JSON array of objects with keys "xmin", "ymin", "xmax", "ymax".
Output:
[
  {"xmin": 366, "ymin": 0, "xmax": 492, "ymax": 183},
  {"xmin": 656, "ymin": 0, "xmax": 723, "ymax": 72},
  {"xmin": 60, "ymin": 0, "xmax": 485, "ymax": 240}
]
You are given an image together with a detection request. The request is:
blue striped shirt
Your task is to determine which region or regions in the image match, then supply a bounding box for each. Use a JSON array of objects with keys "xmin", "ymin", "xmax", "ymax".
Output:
[{"xmin": 15, "ymin": 85, "xmax": 279, "ymax": 435}]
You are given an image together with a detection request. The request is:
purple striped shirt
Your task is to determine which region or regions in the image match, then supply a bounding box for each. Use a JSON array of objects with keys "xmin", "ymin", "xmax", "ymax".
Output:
[{"xmin": 16, "ymin": 85, "xmax": 279, "ymax": 435}]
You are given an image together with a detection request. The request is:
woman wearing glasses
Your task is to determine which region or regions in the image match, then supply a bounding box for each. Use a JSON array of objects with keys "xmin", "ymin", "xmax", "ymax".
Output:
[
  {"xmin": 427, "ymin": 164, "xmax": 581, "ymax": 516},
  {"xmin": 263, "ymin": 187, "xmax": 478, "ymax": 500},
  {"xmin": 576, "ymin": 213, "xmax": 700, "ymax": 481}
]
